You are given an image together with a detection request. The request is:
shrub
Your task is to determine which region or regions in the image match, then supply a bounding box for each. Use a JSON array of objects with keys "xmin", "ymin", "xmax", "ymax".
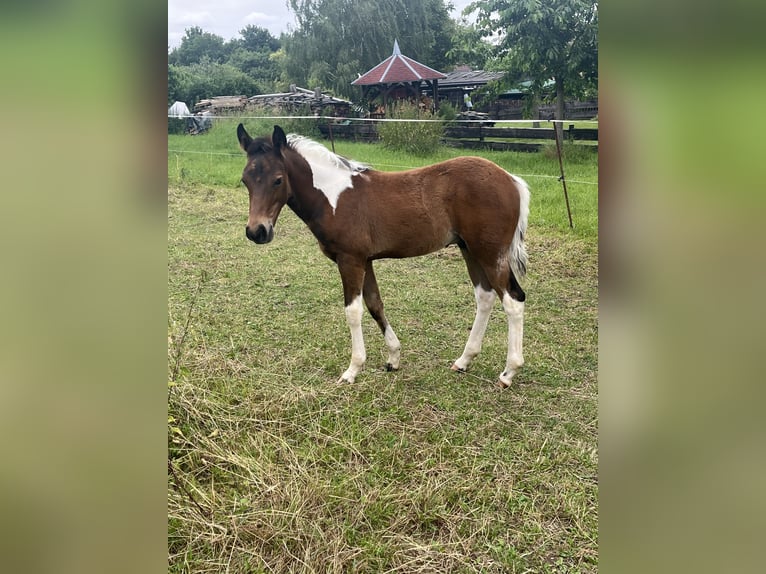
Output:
[
  {"xmin": 168, "ymin": 118, "xmax": 187, "ymax": 135},
  {"xmin": 377, "ymin": 102, "xmax": 444, "ymax": 156},
  {"xmin": 437, "ymin": 101, "xmax": 458, "ymax": 124}
]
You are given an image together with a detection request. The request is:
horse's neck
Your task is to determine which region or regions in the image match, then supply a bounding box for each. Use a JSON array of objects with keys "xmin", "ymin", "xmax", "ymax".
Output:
[{"xmin": 285, "ymin": 151, "xmax": 326, "ymax": 225}]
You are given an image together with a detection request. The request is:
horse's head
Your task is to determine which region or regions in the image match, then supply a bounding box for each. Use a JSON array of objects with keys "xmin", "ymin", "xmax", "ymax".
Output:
[{"xmin": 237, "ymin": 124, "xmax": 291, "ymax": 244}]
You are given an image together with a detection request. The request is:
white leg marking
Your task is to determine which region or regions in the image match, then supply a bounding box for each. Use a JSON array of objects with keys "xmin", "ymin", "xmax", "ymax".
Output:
[
  {"xmin": 453, "ymin": 286, "xmax": 496, "ymax": 371},
  {"xmin": 384, "ymin": 325, "xmax": 401, "ymax": 370},
  {"xmin": 499, "ymin": 292, "xmax": 525, "ymax": 386},
  {"xmin": 339, "ymin": 295, "xmax": 366, "ymax": 383}
]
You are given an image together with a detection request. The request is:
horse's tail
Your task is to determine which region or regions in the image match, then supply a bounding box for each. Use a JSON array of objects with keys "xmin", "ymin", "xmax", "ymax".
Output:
[{"xmin": 509, "ymin": 174, "xmax": 530, "ymax": 280}]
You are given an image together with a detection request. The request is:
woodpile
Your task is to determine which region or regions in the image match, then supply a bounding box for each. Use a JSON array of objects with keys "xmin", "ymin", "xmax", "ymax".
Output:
[
  {"xmin": 456, "ymin": 110, "xmax": 495, "ymax": 126},
  {"xmin": 193, "ymin": 95, "xmax": 248, "ymax": 114},
  {"xmin": 191, "ymin": 86, "xmax": 353, "ymax": 117},
  {"xmin": 247, "ymin": 85, "xmax": 351, "ymax": 116}
]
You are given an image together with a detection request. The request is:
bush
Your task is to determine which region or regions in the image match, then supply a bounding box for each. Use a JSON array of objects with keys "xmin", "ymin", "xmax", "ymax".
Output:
[
  {"xmin": 168, "ymin": 118, "xmax": 187, "ymax": 135},
  {"xmin": 377, "ymin": 102, "xmax": 444, "ymax": 156},
  {"xmin": 437, "ymin": 101, "xmax": 458, "ymax": 124}
]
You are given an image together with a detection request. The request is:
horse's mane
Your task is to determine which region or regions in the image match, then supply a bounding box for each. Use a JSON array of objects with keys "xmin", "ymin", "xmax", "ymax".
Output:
[{"xmin": 287, "ymin": 134, "xmax": 370, "ymax": 174}]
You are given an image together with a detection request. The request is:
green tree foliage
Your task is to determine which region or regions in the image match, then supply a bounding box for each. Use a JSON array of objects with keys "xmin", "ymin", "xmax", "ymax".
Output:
[
  {"xmin": 168, "ymin": 59, "xmax": 260, "ymax": 106},
  {"xmin": 226, "ymin": 26, "xmax": 282, "ymax": 93},
  {"xmin": 168, "ymin": 26, "xmax": 282, "ymax": 105},
  {"xmin": 284, "ymin": 0, "xmax": 455, "ymax": 100},
  {"xmin": 168, "ymin": 64, "xmax": 192, "ymax": 105},
  {"xmin": 467, "ymin": 0, "xmax": 598, "ymax": 122},
  {"xmin": 168, "ymin": 26, "xmax": 229, "ymax": 66},
  {"xmin": 446, "ymin": 20, "xmax": 493, "ymax": 70},
  {"xmin": 235, "ymin": 25, "xmax": 281, "ymax": 53}
]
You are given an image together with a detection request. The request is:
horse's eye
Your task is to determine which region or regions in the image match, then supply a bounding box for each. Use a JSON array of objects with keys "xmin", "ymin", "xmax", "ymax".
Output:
[{"xmin": 274, "ymin": 176, "xmax": 283, "ymax": 187}]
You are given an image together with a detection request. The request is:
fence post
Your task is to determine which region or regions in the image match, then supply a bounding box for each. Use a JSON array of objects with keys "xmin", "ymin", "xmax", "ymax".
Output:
[
  {"xmin": 552, "ymin": 121, "xmax": 574, "ymax": 229},
  {"xmin": 327, "ymin": 118, "xmax": 335, "ymax": 153}
]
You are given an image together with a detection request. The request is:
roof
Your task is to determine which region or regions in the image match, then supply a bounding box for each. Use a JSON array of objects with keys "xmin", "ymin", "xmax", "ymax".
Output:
[
  {"xmin": 352, "ymin": 40, "xmax": 446, "ymax": 86},
  {"xmin": 438, "ymin": 69, "xmax": 505, "ymax": 88}
]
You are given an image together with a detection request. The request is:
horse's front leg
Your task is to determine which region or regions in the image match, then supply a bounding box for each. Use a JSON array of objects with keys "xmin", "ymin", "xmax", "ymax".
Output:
[
  {"xmin": 363, "ymin": 261, "xmax": 401, "ymax": 371},
  {"xmin": 337, "ymin": 258, "xmax": 367, "ymax": 383}
]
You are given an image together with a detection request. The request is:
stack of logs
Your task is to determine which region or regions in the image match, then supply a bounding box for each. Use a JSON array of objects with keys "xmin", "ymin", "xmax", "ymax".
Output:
[
  {"xmin": 193, "ymin": 96, "xmax": 248, "ymax": 114},
  {"xmin": 247, "ymin": 85, "xmax": 351, "ymax": 116},
  {"xmin": 191, "ymin": 86, "xmax": 352, "ymax": 117}
]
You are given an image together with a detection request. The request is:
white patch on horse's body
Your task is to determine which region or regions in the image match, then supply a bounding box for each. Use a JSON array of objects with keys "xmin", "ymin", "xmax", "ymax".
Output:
[{"xmin": 287, "ymin": 134, "xmax": 369, "ymax": 213}]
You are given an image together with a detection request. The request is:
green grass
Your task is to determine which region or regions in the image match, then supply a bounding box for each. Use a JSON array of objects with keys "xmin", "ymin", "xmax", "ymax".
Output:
[{"xmin": 168, "ymin": 117, "xmax": 598, "ymax": 572}]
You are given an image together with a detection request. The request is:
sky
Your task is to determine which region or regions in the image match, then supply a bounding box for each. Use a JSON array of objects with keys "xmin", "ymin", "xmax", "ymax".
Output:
[{"xmin": 168, "ymin": 0, "xmax": 476, "ymax": 49}]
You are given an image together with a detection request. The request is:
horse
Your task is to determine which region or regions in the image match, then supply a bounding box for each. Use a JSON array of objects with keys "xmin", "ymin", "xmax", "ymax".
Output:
[{"xmin": 237, "ymin": 124, "xmax": 530, "ymax": 389}]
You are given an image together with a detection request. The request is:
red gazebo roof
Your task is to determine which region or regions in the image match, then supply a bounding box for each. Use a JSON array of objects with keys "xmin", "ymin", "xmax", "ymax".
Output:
[{"xmin": 351, "ymin": 40, "xmax": 446, "ymax": 86}]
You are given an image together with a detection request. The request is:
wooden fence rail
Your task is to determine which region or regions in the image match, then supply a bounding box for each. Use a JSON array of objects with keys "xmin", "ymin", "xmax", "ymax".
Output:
[
  {"xmin": 443, "ymin": 124, "xmax": 598, "ymax": 152},
  {"xmin": 444, "ymin": 126, "xmax": 599, "ymax": 141},
  {"xmin": 318, "ymin": 122, "xmax": 598, "ymax": 152}
]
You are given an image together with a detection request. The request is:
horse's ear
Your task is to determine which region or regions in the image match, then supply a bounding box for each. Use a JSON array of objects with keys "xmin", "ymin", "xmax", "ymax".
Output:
[
  {"xmin": 237, "ymin": 123, "xmax": 252, "ymax": 152},
  {"xmin": 272, "ymin": 125, "xmax": 288, "ymax": 155}
]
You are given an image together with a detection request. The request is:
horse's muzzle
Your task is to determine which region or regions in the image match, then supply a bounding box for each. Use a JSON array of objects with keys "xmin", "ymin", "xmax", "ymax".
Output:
[{"xmin": 245, "ymin": 223, "xmax": 274, "ymax": 244}]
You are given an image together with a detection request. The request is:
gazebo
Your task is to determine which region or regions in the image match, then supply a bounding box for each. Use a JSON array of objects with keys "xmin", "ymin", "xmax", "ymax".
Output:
[{"xmin": 351, "ymin": 40, "xmax": 446, "ymax": 112}]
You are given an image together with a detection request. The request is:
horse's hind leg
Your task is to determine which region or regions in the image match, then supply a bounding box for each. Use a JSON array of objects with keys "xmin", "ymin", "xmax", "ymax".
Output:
[
  {"xmin": 451, "ymin": 248, "xmax": 496, "ymax": 373},
  {"xmin": 453, "ymin": 247, "xmax": 526, "ymax": 388},
  {"xmin": 363, "ymin": 261, "xmax": 401, "ymax": 371},
  {"xmin": 497, "ymin": 272, "xmax": 525, "ymax": 389}
]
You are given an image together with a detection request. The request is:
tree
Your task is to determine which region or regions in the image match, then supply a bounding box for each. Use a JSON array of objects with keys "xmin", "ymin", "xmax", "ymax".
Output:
[
  {"xmin": 236, "ymin": 25, "xmax": 281, "ymax": 53},
  {"xmin": 169, "ymin": 26, "xmax": 229, "ymax": 66},
  {"xmin": 227, "ymin": 26, "xmax": 282, "ymax": 93},
  {"xmin": 284, "ymin": 0, "xmax": 454, "ymax": 100},
  {"xmin": 168, "ymin": 59, "xmax": 260, "ymax": 107},
  {"xmin": 467, "ymin": 0, "xmax": 598, "ymax": 129},
  {"xmin": 446, "ymin": 20, "xmax": 494, "ymax": 70},
  {"xmin": 168, "ymin": 64, "xmax": 192, "ymax": 105},
  {"xmin": 168, "ymin": 25, "xmax": 282, "ymax": 101}
]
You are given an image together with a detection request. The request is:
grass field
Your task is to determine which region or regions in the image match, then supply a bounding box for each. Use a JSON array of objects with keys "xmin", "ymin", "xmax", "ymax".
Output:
[{"xmin": 168, "ymin": 119, "xmax": 598, "ymax": 572}]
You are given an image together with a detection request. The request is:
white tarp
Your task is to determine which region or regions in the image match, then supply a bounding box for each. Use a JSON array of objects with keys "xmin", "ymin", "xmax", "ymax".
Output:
[{"xmin": 168, "ymin": 101, "xmax": 191, "ymax": 117}]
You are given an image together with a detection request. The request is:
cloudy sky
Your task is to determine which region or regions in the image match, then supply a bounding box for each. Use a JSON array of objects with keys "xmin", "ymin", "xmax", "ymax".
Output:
[{"xmin": 168, "ymin": 0, "xmax": 476, "ymax": 49}]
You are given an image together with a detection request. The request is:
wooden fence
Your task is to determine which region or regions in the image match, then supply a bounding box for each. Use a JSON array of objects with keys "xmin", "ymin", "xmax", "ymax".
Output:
[
  {"xmin": 319, "ymin": 122, "xmax": 598, "ymax": 153},
  {"xmin": 319, "ymin": 121, "xmax": 378, "ymax": 143},
  {"xmin": 443, "ymin": 124, "xmax": 598, "ymax": 152},
  {"xmin": 480, "ymin": 100, "xmax": 598, "ymax": 121}
]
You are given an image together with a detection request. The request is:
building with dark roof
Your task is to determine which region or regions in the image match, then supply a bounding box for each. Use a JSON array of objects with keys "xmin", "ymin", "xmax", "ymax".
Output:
[
  {"xmin": 431, "ymin": 67, "xmax": 505, "ymax": 110},
  {"xmin": 351, "ymin": 40, "xmax": 446, "ymax": 112}
]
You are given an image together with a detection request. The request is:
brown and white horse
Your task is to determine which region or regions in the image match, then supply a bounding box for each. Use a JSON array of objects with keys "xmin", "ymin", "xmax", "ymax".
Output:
[{"xmin": 237, "ymin": 124, "xmax": 530, "ymax": 388}]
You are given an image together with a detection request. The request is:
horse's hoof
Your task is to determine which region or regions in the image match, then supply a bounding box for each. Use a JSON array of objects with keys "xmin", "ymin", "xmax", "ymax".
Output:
[
  {"xmin": 494, "ymin": 379, "xmax": 510, "ymax": 389},
  {"xmin": 450, "ymin": 363, "xmax": 466, "ymax": 373}
]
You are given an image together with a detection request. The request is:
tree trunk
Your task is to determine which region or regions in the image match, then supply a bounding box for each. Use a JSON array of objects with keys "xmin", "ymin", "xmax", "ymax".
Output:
[{"xmin": 555, "ymin": 75, "xmax": 565, "ymax": 141}]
